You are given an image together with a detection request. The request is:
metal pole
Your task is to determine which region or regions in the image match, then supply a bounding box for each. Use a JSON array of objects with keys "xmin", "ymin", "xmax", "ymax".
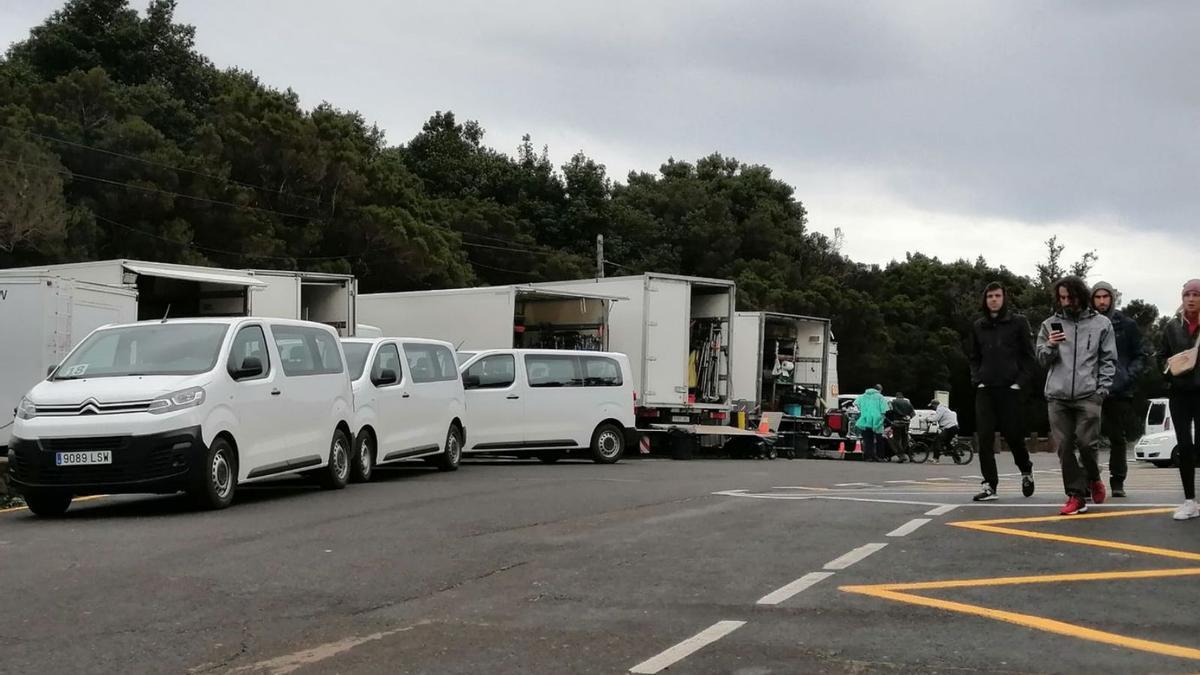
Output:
[{"xmin": 596, "ymin": 234, "xmax": 605, "ymax": 278}]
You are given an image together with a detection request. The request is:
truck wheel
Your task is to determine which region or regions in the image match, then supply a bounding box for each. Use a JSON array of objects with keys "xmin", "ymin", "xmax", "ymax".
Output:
[
  {"xmin": 189, "ymin": 436, "xmax": 237, "ymax": 510},
  {"xmin": 591, "ymin": 422, "xmax": 625, "ymax": 464},
  {"xmin": 23, "ymin": 490, "xmax": 73, "ymax": 517},
  {"xmin": 435, "ymin": 424, "xmax": 462, "ymax": 472},
  {"xmin": 351, "ymin": 430, "xmax": 375, "ymax": 483},
  {"xmin": 319, "ymin": 428, "xmax": 352, "ymax": 489}
]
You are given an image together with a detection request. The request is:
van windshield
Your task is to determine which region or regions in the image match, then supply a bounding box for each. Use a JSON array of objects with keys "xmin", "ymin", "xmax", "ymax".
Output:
[
  {"xmin": 1147, "ymin": 403, "xmax": 1167, "ymax": 426},
  {"xmin": 342, "ymin": 342, "xmax": 371, "ymax": 380},
  {"xmin": 54, "ymin": 323, "xmax": 229, "ymax": 379}
]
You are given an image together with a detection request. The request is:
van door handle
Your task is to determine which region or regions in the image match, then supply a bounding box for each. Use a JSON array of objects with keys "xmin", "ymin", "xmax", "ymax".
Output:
[
  {"xmin": 506, "ymin": 395, "xmax": 520, "ymax": 400},
  {"xmin": 271, "ymin": 388, "xmax": 281, "ymax": 396},
  {"xmin": 402, "ymin": 393, "xmax": 411, "ymax": 399}
]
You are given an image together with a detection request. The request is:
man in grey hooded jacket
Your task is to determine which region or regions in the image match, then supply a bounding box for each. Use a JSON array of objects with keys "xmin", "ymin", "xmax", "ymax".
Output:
[{"xmin": 1036, "ymin": 276, "xmax": 1118, "ymax": 515}]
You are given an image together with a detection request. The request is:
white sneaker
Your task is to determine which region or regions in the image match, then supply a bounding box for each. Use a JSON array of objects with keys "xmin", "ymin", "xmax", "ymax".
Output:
[{"xmin": 1173, "ymin": 500, "xmax": 1200, "ymax": 521}]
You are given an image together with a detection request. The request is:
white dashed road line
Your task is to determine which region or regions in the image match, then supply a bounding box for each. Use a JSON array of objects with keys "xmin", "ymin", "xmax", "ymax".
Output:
[
  {"xmin": 629, "ymin": 620, "xmax": 747, "ymax": 674},
  {"xmin": 886, "ymin": 518, "xmax": 931, "ymax": 537},
  {"xmin": 925, "ymin": 504, "xmax": 960, "ymax": 516},
  {"xmin": 824, "ymin": 543, "xmax": 888, "ymax": 570},
  {"xmin": 756, "ymin": 571, "xmax": 836, "ymax": 605}
]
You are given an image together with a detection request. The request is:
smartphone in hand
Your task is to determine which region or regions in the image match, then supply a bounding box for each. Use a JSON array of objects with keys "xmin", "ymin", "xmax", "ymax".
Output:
[{"xmin": 1051, "ymin": 322, "xmax": 1064, "ymax": 333}]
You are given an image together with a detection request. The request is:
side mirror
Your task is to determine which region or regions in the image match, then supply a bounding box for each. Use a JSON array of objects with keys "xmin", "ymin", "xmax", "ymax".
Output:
[
  {"xmin": 462, "ymin": 374, "xmax": 481, "ymax": 389},
  {"xmin": 234, "ymin": 356, "xmax": 264, "ymax": 380},
  {"xmin": 372, "ymin": 368, "xmax": 398, "ymax": 386},
  {"xmin": 47, "ymin": 365, "xmax": 57, "ymax": 377}
]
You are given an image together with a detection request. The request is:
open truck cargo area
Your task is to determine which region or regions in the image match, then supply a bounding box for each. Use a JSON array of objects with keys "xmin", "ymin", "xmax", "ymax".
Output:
[
  {"xmin": 534, "ymin": 274, "xmax": 736, "ymax": 427},
  {"xmin": 731, "ymin": 311, "xmax": 831, "ymax": 417},
  {"xmin": 356, "ymin": 285, "xmax": 621, "ymax": 352}
]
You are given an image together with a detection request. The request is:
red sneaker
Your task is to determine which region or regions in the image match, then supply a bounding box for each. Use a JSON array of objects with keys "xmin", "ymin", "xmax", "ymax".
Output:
[
  {"xmin": 1061, "ymin": 496, "xmax": 1088, "ymax": 516},
  {"xmin": 1090, "ymin": 481, "xmax": 1107, "ymax": 505}
]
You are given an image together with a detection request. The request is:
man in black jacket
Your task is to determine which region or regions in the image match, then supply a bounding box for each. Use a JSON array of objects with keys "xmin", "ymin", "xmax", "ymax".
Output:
[
  {"xmin": 970, "ymin": 282, "xmax": 1037, "ymax": 501},
  {"xmin": 1091, "ymin": 281, "xmax": 1145, "ymax": 498}
]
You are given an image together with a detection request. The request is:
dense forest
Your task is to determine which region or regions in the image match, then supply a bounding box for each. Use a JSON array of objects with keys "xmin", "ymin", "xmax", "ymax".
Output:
[{"xmin": 0, "ymin": 0, "xmax": 1171, "ymax": 430}]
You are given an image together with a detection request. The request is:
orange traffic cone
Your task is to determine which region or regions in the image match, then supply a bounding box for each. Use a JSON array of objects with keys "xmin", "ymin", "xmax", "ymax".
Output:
[
  {"xmin": 757, "ymin": 418, "xmax": 770, "ymax": 435},
  {"xmin": 837, "ymin": 440, "xmax": 846, "ymax": 455}
]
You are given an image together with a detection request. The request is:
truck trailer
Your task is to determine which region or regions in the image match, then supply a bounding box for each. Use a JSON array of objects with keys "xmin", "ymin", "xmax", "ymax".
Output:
[
  {"xmin": 730, "ymin": 311, "xmax": 832, "ymax": 417},
  {"xmin": 535, "ymin": 274, "xmax": 737, "ymax": 427},
  {"xmin": 356, "ymin": 285, "xmax": 622, "ymax": 352}
]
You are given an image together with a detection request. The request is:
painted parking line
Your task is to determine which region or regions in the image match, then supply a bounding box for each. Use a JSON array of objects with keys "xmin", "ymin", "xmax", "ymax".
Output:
[
  {"xmin": 925, "ymin": 504, "xmax": 959, "ymax": 516},
  {"xmin": 629, "ymin": 620, "xmax": 746, "ymax": 674},
  {"xmin": 756, "ymin": 572, "xmax": 835, "ymax": 605},
  {"xmin": 887, "ymin": 518, "xmax": 931, "ymax": 537},
  {"xmin": 824, "ymin": 543, "xmax": 888, "ymax": 570},
  {"xmin": 843, "ymin": 508, "xmax": 1200, "ymax": 663}
]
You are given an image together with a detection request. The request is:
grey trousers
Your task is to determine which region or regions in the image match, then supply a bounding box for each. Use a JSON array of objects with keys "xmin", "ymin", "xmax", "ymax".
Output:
[{"xmin": 1049, "ymin": 396, "xmax": 1103, "ymax": 497}]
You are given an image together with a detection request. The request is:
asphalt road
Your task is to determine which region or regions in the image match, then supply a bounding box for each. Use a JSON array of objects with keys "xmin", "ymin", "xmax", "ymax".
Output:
[{"xmin": 2, "ymin": 452, "xmax": 1198, "ymax": 674}]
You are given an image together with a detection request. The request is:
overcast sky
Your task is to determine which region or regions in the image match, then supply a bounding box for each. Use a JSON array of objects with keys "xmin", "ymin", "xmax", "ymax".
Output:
[{"xmin": 3, "ymin": 0, "xmax": 1197, "ymax": 313}]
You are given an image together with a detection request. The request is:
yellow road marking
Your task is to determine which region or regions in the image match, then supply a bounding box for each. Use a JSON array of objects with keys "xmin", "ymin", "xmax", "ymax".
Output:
[
  {"xmin": 843, "ymin": 585, "xmax": 1200, "ymax": 661},
  {"xmin": 842, "ymin": 508, "xmax": 1200, "ymax": 663},
  {"xmin": 0, "ymin": 494, "xmax": 108, "ymax": 514}
]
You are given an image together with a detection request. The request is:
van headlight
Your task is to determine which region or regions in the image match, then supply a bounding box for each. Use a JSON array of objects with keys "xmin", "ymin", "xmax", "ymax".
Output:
[
  {"xmin": 149, "ymin": 387, "xmax": 206, "ymax": 415},
  {"xmin": 16, "ymin": 397, "xmax": 37, "ymax": 420}
]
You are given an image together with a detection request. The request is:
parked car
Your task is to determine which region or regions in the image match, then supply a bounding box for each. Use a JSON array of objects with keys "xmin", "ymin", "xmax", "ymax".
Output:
[
  {"xmin": 9, "ymin": 318, "xmax": 355, "ymax": 516},
  {"xmin": 457, "ymin": 349, "xmax": 637, "ymax": 463},
  {"xmin": 1136, "ymin": 398, "xmax": 1193, "ymax": 468},
  {"xmin": 341, "ymin": 337, "xmax": 466, "ymax": 480}
]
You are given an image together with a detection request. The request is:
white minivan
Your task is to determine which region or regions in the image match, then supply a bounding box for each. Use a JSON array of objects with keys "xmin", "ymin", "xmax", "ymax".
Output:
[
  {"xmin": 457, "ymin": 349, "xmax": 637, "ymax": 464},
  {"xmin": 341, "ymin": 337, "xmax": 467, "ymax": 480},
  {"xmin": 9, "ymin": 318, "xmax": 356, "ymax": 516},
  {"xmin": 1136, "ymin": 398, "xmax": 1195, "ymax": 468}
]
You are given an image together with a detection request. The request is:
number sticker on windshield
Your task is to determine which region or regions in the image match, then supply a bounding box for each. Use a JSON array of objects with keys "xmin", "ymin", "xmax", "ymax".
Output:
[{"xmin": 61, "ymin": 364, "xmax": 89, "ymax": 377}]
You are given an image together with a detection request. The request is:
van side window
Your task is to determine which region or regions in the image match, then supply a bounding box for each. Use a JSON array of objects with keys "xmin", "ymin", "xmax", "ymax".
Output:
[
  {"xmin": 272, "ymin": 326, "xmax": 343, "ymax": 376},
  {"xmin": 464, "ymin": 354, "xmax": 515, "ymax": 389},
  {"xmin": 228, "ymin": 326, "xmax": 270, "ymax": 378},
  {"xmin": 582, "ymin": 356, "xmax": 622, "ymax": 386},
  {"xmin": 525, "ymin": 355, "xmax": 581, "ymax": 388},
  {"xmin": 371, "ymin": 343, "xmax": 403, "ymax": 385},
  {"xmin": 404, "ymin": 344, "xmax": 458, "ymax": 383}
]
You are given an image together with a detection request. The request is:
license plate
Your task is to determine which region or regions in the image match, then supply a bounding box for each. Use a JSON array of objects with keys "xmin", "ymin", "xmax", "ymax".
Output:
[
  {"xmin": 671, "ymin": 416, "xmax": 690, "ymax": 423},
  {"xmin": 56, "ymin": 451, "xmax": 112, "ymax": 466}
]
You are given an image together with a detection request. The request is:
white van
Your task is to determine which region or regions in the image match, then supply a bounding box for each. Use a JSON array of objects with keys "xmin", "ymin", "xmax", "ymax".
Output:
[
  {"xmin": 1136, "ymin": 398, "xmax": 1194, "ymax": 468},
  {"xmin": 9, "ymin": 318, "xmax": 355, "ymax": 516},
  {"xmin": 457, "ymin": 349, "xmax": 637, "ymax": 464},
  {"xmin": 341, "ymin": 337, "xmax": 467, "ymax": 480}
]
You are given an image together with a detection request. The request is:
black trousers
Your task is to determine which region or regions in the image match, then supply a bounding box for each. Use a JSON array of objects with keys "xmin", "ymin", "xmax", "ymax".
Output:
[
  {"xmin": 1101, "ymin": 397, "xmax": 1134, "ymax": 483},
  {"xmin": 975, "ymin": 387, "xmax": 1034, "ymax": 489},
  {"xmin": 932, "ymin": 426, "xmax": 958, "ymax": 459},
  {"xmin": 1171, "ymin": 391, "xmax": 1200, "ymax": 500}
]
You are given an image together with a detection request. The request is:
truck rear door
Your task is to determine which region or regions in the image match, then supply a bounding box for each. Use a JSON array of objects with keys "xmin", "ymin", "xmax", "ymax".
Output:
[{"xmin": 643, "ymin": 277, "xmax": 690, "ymax": 407}]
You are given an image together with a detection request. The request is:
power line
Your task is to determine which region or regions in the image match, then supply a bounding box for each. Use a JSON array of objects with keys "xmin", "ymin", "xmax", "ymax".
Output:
[
  {"xmin": 469, "ymin": 260, "xmax": 539, "ymax": 277},
  {"xmin": 1, "ymin": 124, "xmax": 323, "ymax": 206},
  {"xmin": 0, "ymin": 155, "xmax": 317, "ymax": 222}
]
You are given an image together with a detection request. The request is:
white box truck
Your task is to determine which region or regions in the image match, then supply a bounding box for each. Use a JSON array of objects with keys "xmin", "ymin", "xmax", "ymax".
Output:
[
  {"xmin": 731, "ymin": 312, "xmax": 832, "ymax": 417},
  {"xmin": 535, "ymin": 274, "xmax": 737, "ymax": 426},
  {"xmin": 0, "ymin": 260, "xmax": 356, "ymax": 334},
  {"xmin": 0, "ymin": 275, "xmax": 137, "ymax": 450},
  {"xmin": 357, "ymin": 285, "xmax": 622, "ymax": 352}
]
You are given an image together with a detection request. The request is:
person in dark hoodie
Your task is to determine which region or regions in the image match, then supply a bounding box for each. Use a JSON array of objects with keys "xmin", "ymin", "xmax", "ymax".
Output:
[
  {"xmin": 1159, "ymin": 279, "xmax": 1200, "ymax": 521},
  {"xmin": 1090, "ymin": 281, "xmax": 1145, "ymax": 498},
  {"xmin": 969, "ymin": 282, "xmax": 1037, "ymax": 502},
  {"xmin": 1037, "ymin": 276, "xmax": 1117, "ymax": 516}
]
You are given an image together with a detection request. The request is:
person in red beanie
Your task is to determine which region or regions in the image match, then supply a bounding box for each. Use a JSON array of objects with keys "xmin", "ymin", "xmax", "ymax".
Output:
[{"xmin": 1161, "ymin": 278, "xmax": 1200, "ymax": 520}]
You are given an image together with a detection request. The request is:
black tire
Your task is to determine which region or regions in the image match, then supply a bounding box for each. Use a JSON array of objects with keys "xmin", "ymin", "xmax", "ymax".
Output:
[
  {"xmin": 318, "ymin": 428, "xmax": 352, "ymax": 489},
  {"xmin": 23, "ymin": 490, "xmax": 73, "ymax": 517},
  {"xmin": 537, "ymin": 451, "xmax": 562, "ymax": 464},
  {"xmin": 189, "ymin": 436, "xmax": 237, "ymax": 510},
  {"xmin": 953, "ymin": 440, "xmax": 975, "ymax": 466},
  {"xmin": 434, "ymin": 424, "xmax": 462, "ymax": 472},
  {"xmin": 590, "ymin": 422, "xmax": 626, "ymax": 464},
  {"xmin": 1151, "ymin": 460, "xmax": 1173, "ymax": 469},
  {"xmin": 764, "ymin": 444, "xmax": 778, "ymax": 461},
  {"xmin": 909, "ymin": 440, "xmax": 930, "ymax": 464},
  {"xmin": 350, "ymin": 430, "xmax": 375, "ymax": 483}
]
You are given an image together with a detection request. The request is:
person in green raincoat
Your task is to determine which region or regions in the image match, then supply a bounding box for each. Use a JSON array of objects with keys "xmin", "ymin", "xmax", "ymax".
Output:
[{"xmin": 855, "ymin": 385, "xmax": 888, "ymax": 462}]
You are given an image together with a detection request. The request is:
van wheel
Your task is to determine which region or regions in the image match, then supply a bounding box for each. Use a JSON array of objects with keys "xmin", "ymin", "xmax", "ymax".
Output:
[
  {"xmin": 189, "ymin": 437, "xmax": 237, "ymax": 510},
  {"xmin": 537, "ymin": 451, "xmax": 561, "ymax": 464},
  {"xmin": 435, "ymin": 424, "xmax": 463, "ymax": 472},
  {"xmin": 319, "ymin": 429, "xmax": 352, "ymax": 489},
  {"xmin": 591, "ymin": 423, "xmax": 625, "ymax": 464},
  {"xmin": 351, "ymin": 431, "xmax": 375, "ymax": 483},
  {"xmin": 23, "ymin": 490, "xmax": 73, "ymax": 517}
]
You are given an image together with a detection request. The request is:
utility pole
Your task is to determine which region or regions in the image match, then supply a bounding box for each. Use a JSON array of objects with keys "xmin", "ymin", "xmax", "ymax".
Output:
[{"xmin": 596, "ymin": 234, "xmax": 605, "ymax": 278}]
